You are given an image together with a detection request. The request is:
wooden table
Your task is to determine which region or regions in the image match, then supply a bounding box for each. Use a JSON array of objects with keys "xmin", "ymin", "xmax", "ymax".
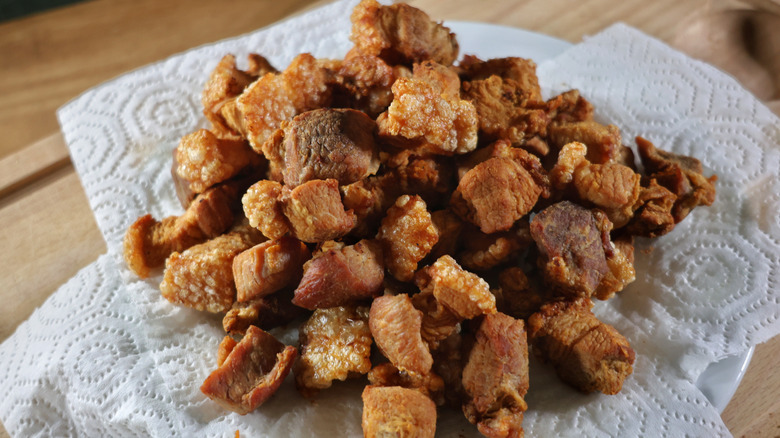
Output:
[{"xmin": 1, "ymin": 1, "xmax": 778, "ymax": 437}]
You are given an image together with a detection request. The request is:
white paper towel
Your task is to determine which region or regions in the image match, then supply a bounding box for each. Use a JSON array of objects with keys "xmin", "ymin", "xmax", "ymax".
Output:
[{"xmin": 2, "ymin": 0, "xmax": 779, "ymax": 436}]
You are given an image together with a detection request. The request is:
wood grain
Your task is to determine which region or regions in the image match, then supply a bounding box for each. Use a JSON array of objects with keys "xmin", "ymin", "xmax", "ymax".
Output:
[
  {"xmin": 1, "ymin": 0, "xmax": 778, "ymax": 437},
  {"xmin": 0, "ymin": 0, "xmax": 327, "ymax": 161}
]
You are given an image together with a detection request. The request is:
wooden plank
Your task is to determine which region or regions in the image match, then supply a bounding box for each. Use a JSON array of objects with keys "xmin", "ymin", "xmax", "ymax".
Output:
[
  {"xmin": 0, "ymin": 132, "xmax": 70, "ymax": 200},
  {"xmin": 0, "ymin": 0, "xmax": 325, "ymax": 161},
  {"xmin": 722, "ymin": 336, "xmax": 780, "ymax": 437}
]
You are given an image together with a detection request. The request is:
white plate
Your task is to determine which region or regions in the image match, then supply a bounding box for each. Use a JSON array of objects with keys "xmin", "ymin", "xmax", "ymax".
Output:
[{"xmin": 446, "ymin": 20, "xmax": 753, "ymax": 414}]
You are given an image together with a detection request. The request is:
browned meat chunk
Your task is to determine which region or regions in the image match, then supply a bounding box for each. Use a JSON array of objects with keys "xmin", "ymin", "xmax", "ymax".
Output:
[
  {"xmin": 242, "ymin": 180, "xmax": 291, "ymax": 240},
  {"xmin": 367, "ymin": 362, "xmax": 444, "ymax": 405},
  {"xmin": 216, "ymin": 335, "xmax": 238, "ymax": 367},
  {"xmin": 551, "ymin": 142, "xmax": 641, "ymax": 228},
  {"xmin": 458, "ymin": 223, "xmax": 532, "ymax": 271},
  {"xmin": 626, "ymin": 178, "xmax": 677, "ymax": 237},
  {"xmin": 635, "ymin": 136, "xmax": 717, "ymax": 223},
  {"xmin": 340, "ymin": 173, "xmax": 401, "ymax": 238},
  {"xmin": 492, "ymin": 267, "xmax": 548, "ymax": 321},
  {"xmin": 594, "ymin": 235, "xmax": 636, "ymax": 301},
  {"xmin": 386, "ymin": 150, "xmax": 457, "ymax": 209},
  {"xmin": 332, "ymin": 48, "xmax": 410, "ymax": 117},
  {"xmin": 160, "ymin": 226, "xmax": 263, "ymax": 313},
  {"xmin": 292, "ymin": 239, "xmax": 384, "ymax": 310},
  {"xmin": 458, "ymin": 56, "xmax": 549, "ymax": 149},
  {"xmin": 376, "ymin": 195, "xmax": 439, "ymax": 282},
  {"xmin": 545, "ymin": 89, "xmax": 594, "ymax": 124},
  {"xmin": 461, "ymin": 75, "xmax": 549, "ymax": 147},
  {"xmin": 281, "ymin": 179, "xmax": 357, "ymax": 243},
  {"xmin": 412, "ymin": 255, "xmax": 496, "ymax": 348},
  {"xmin": 237, "ymin": 53, "xmax": 332, "ymax": 151},
  {"xmin": 377, "ymin": 61, "xmax": 477, "ymax": 155},
  {"xmin": 351, "ymin": 0, "xmax": 458, "ymax": 66},
  {"xmin": 527, "ymin": 298, "xmax": 635, "ymax": 395},
  {"xmin": 451, "ymin": 157, "xmax": 542, "ymax": 234},
  {"xmin": 261, "ymin": 108, "xmax": 380, "ymax": 187},
  {"xmin": 295, "ymin": 306, "xmax": 372, "ymax": 397},
  {"xmin": 370, "ymin": 294, "xmax": 433, "ymax": 375},
  {"xmin": 232, "ymin": 236, "xmax": 311, "ymax": 302},
  {"xmin": 362, "ymin": 385, "xmax": 437, "ymax": 438},
  {"xmin": 548, "ymin": 120, "xmax": 623, "ymax": 165},
  {"xmin": 458, "ymin": 55, "xmax": 543, "ymax": 101},
  {"xmin": 530, "ymin": 201, "xmax": 611, "ymax": 298},
  {"xmin": 463, "ymin": 312, "xmax": 529, "ymax": 438},
  {"xmin": 201, "ymin": 326, "xmax": 297, "ymax": 414},
  {"xmin": 172, "ymin": 129, "xmax": 260, "ymax": 195},
  {"xmin": 431, "ymin": 332, "xmax": 467, "ymax": 408},
  {"xmin": 419, "ymin": 255, "xmax": 496, "ymax": 320},
  {"xmin": 457, "ymin": 140, "xmax": 550, "ymax": 194},
  {"xmin": 222, "ymin": 289, "xmax": 307, "ymax": 336},
  {"xmin": 428, "ymin": 208, "xmax": 464, "ymax": 260},
  {"xmin": 124, "ymin": 183, "xmax": 240, "ymax": 278},
  {"xmin": 202, "ymin": 54, "xmax": 276, "ymax": 139}
]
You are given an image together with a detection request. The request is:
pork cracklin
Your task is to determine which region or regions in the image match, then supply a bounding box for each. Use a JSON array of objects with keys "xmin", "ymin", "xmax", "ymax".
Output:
[{"xmin": 123, "ymin": 0, "xmax": 717, "ymax": 436}]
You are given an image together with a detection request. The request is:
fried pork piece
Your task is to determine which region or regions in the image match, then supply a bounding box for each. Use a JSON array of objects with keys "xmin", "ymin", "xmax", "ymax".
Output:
[
  {"xmin": 361, "ymin": 386, "xmax": 437, "ymax": 438},
  {"xmin": 242, "ymin": 180, "xmax": 290, "ymax": 240},
  {"xmin": 458, "ymin": 55, "xmax": 543, "ymax": 101},
  {"xmin": 550, "ymin": 142, "xmax": 641, "ymax": 228},
  {"xmin": 419, "ymin": 255, "xmax": 496, "ymax": 319},
  {"xmin": 237, "ymin": 53, "xmax": 332, "ymax": 151},
  {"xmin": 367, "ymin": 363, "xmax": 445, "ymax": 405},
  {"xmin": 377, "ymin": 61, "xmax": 478, "ymax": 155},
  {"xmin": 385, "ymin": 149, "xmax": 457, "ymax": 209},
  {"xmin": 529, "ymin": 201, "xmax": 611, "ymax": 299},
  {"xmin": 281, "ymin": 179, "xmax": 357, "ymax": 243},
  {"xmin": 594, "ymin": 234, "xmax": 636, "ymax": 300},
  {"xmin": 292, "ymin": 239, "xmax": 384, "ymax": 310},
  {"xmin": 456, "ymin": 140, "xmax": 550, "ymax": 193},
  {"xmin": 333, "ymin": 48, "xmax": 411, "ymax": 117},
  {"xmin": 451, "ymin": 156, "xmax": 543, "ymax": 234},
  {"xmin": 527, "ymin": 298, "xmax": 635, "ymax": 395},
  {"xmin": 261, "ymin": 108, "xmax": 380, "ymax": 187},
  {"xmin": 376, "ymin": 195, "xmax": 439, "ymax": 282},
  {"xmin": 548, "ymin": 120, "xmax": 623, "ymax": 165},
  {"xmin": 428, "ymin": 208, "xmax": 464, "ymax": 260},
  {"xmin": 492, "ymin": 267, "xmax": 548, "ymax": 320},
  {"xmin": 223, "ymin": 289, "xmax": 307, "ymax": 336},
  {"xmin": 201, "ymin": 326, "xmax": 297, "ymax": 414},
  {"xmin": 626, "ymin": 178, "xmax": 677, "ymax": 237},
  {"xmin": 463, "ymin": 312, "xmax": 529, "ymax": 438},
  {"xmin": 461, "ymin": 75, "xmax": 550, "ymax": 147},
  {"xmin": 202, "ymin": 53, "xmax": 276, "ymax": 139},
  {"xmin": 350, "ymin": 0, "xmax": 458, "ymax": 66},
  {"xmin": 160, "ymin": 225, "xmax": 263, "ymax": 313},
  {"xmin": 295, "ymin": 306, "xmax": 372, "ymax": 396},
  {"xmin": 458, "ymin": 222, "xmax": 532, "ymax": 271},
  {"xmin": 370, "ymin": 294, "xmax": 433, "ymax": 375},
  {"xmin": 217, "ymin": 336, "xmax": 238, "ymax": 367},
  {"xmin": 458, "ymin": 56, "xmax": 549, "ymax": 148},
  {"xmin": 635, "ymin": 136, "xmax": 717, "ymax": 223},
  {"xmin": 341, "ymin": 173, "xmax": 401, "ymax": 238},
  {"xmin": 124, "ymin": 183, "xmax": 239, "ymax": 278},
  {"xmin": 172, "ymin": 129, "xmax": 260, "ymax": 195},
  {"xmin": 413, "ymin": 255, "xmax": 497, "ymax": 347},
  {"xmin": 545, "ymin": 89, "xmax": 594, "ymax": 124},
  {"xmin": 431, "ymin": 332, "xmax": 467, "ymax": 408},
  {"xmin": 232, "ymin": 236, "xmax": 311, "ymax": 303}
]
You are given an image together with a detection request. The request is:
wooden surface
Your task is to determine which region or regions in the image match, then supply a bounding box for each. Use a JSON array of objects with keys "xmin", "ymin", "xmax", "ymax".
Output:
[{"xmin": 1, "ymin": 1, "xmax": 778, "ymax": 437}]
